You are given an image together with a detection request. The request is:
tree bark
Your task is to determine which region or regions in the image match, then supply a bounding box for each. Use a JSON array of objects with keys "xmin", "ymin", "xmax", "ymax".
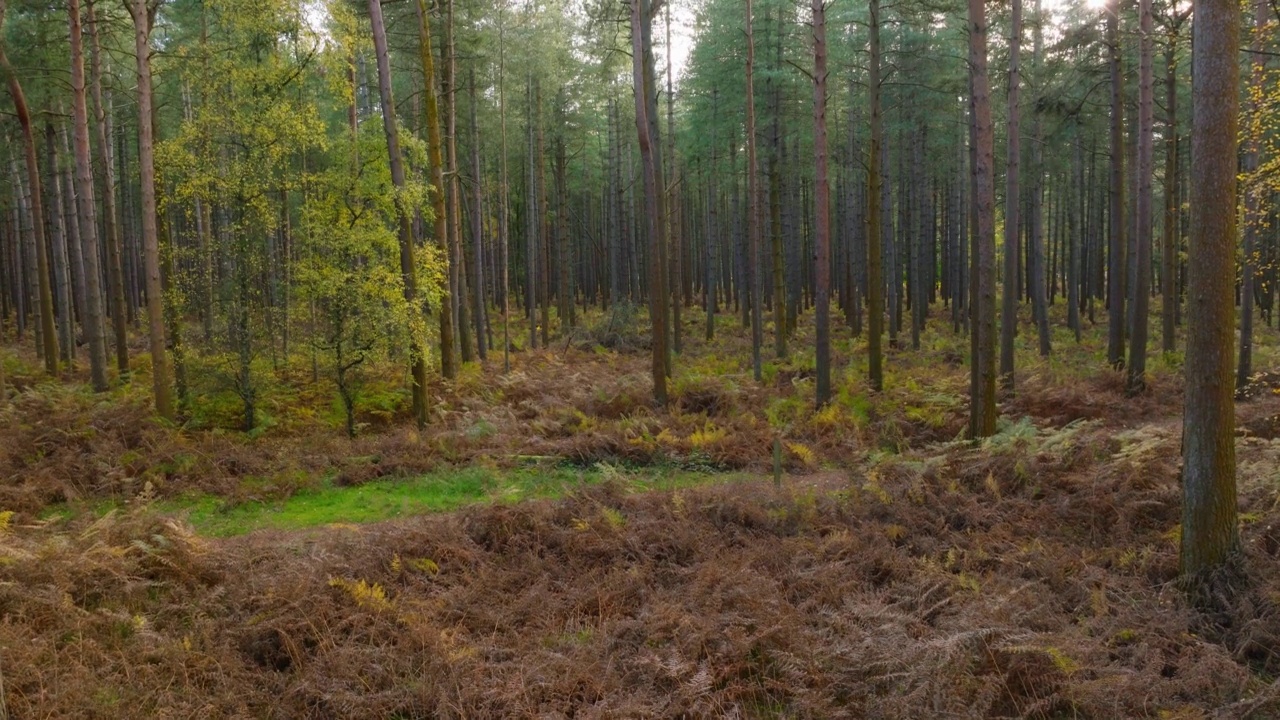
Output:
[
  {"xmin": 88, "ymin": 0, "xmax": 130, "ymax": 375},
  {"xmin": 126, "ymin": 0, "xmax": 174, "ymax": 420},
  {"xmin": 0, "ymin": 4, "xmax": 59, "ymax": 376},
  {"xmin": 370, "ymin": 0, "xmax": 428, "ymax": 428},
  {"xmin": 1127, "ymin": 0, "xmax": 1154, "ymax": 393},
  {"xmin": 1236, "ymin": 0, "xmax": 1267, "ymax": 391},
  {"xmin": 1179, "ymin": 0, "xmax": 1239, "ymax": 581},
  {"xmin": 469, "ymin": 65, "xmax": 488, "ymax": 361},
  {"xmin": 1106, "ymin": 0, "xmax": 1127, "ymax": 369},
  {"xmin": 745, "ymin": 0, "xmax": 763, "ymax": 383},
  {"xmin": 630, "ymin": 0, "xmax": 668, "ymax": 405},
  {"xmin": 1000, "ymin": 0, "xmax": 1022, "ymax": 389},
  {"xmin": 968, "ymin": 0, "xmax": 997, "ymax": 439},
  {"xmin": 443, "ymin": 0, "xmax": 472, "ymax": 363},
  {"xmin": 45, "ymin": 123, "xmax": 74, "ymax": 367},
  {"xmin": 1161, "ymin": 27, "xmax": 1180, "ymax": 355},
  {"xmin": 1029, "ymin": 0, "xmax": 1051, "ymax": 355},
  {"xmin": 866, "ymin": 0, "xmax": 885, "ymax": 391},
  {"xmin": 415, "ymin": 0, "xmax": 455, "ymax": 383},
  {"xmin": 812, "ymin": 0, "xmax": 831, "ymax": 407},
  {"xmin": 64, "ymin": 30, "xmax": 112, "ymax": 392}
]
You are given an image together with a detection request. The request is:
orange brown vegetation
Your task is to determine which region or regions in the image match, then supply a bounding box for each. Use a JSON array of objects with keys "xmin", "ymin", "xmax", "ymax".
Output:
[{"xmin": 5, "ymin": 396, "xmax": 1280, "ymax": 716}]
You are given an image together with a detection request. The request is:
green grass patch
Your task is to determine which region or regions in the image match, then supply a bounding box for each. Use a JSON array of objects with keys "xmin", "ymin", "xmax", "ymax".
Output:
[{"xmin": 48, "ymin": 465, "xmax": 749, "ymax": 538}]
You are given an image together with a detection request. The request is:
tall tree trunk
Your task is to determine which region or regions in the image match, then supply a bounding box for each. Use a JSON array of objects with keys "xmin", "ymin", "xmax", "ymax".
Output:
[
  {"xmin": 1029, "ymin": 0, "xmax": 1051, "ymax": 355},
  {"xmin": 630, "ymin": 0, "xmax": 667, "ymax": 405},
  {"xmin": 812, "ymin": 0, "xmax": 831, "ymax": 407},
  {"xmin": 370, "ymin": 0, "xmax": 428, "ymax": 428},
  {"xmin": 88, "ymin": 0, "xmax": 130, "ymax": 376},
  {"xmin": 497, "ymin": 0, "xmax": 510, "ymax": 373},
  {"xmin": 1000, "ymin": 0, "xmax": 1022, "ymax": 389},
  {"xmin": 126, "ymin": 0, "xmax": 174, "ymax": 420},
  {"xmin": 866, "ymin": 0, "xmax": 885, "ymax": 391},
  {"xmin": 1180, "ymin": 0, "xmax": 1239, "ymax": 582},
  {"xmin": 415, "ymin": 0, "xmax": 455, "ymax": 381},
  {"xmin": 536, "ymin": 82, "xmax": 551, "ymax": 348},
  {"xmin": 58, "ymin": 121, "xmax": 87, "ymax": 342},
  {"xmin": 745, "ymin": 0, "xmax": 763, "ymax": 383},
  {"xmin": 1128, "ymin": 0, "xmax": 1154, "ymax": 392},
  {"xmin": 968, "ymin": 0, "xmax": 997, "ymax": 439},
  {"xmin": 469, "ymin": 65, "xmax": 488, "ymax": 361},
  {"xmin": 65, "ymin": 4, "xmax": 109, "ymax": 390},
  {"xmin": 0, "ymin": 6, "xmax": 58, "ymax": 375},
  {"xmin": 769, "ymin": 25, "xmax": 786, "ymax": 358},
  {"xmin": 443, "ymin": 0, "xmax": 472, "ymax": 363},
  {"xmin": 1106, "ymin": 0, "xmax": 1127, "ymax": 369},
  {"xmin": 665, "ymin": 0, "xmax": 682, "ymax": 355},
  {"xmin": 706, "ymin": 91, "xmax": 719, "ymax": 341},
  {"xmin": 526, "ymin": 78, "xmax": 539, "ymax": 350},
  {"xmin": 45, "ymin": 124, "xmax": 74, "ymax": 367},
  {"xmin": 1236, "ymin": 0, "xmax": 1267, "ymax": 391},
  {"xmin": 1161, "ymin": 26, "xmax": 1181, "ymax": 354}
]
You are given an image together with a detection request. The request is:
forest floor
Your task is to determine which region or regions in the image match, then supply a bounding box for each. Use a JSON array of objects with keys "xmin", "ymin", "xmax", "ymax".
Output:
[{"xmin": 4, "ymin": 307, "xmax": 1280, "ymax": 718}]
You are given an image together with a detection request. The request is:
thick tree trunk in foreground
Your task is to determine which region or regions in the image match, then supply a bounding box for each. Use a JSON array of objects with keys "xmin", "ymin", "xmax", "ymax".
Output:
[{"xmin": 1179, "ymin": 0, "xmax": 1239, "ymax": 581}]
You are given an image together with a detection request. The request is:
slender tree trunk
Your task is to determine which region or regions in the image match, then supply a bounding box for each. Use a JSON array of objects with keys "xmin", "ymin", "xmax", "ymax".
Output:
[
  {"xmin": 706, "ymin": 91, "xmax": 719, "ymax": 341},
  {"xmin": 769, "ymin": 12, "xmax": 786, "ymax": 358},
  {"xmin": 536, "ymin": 82, "xmax": 551, "ymax": 349},
  {"xmin": 469, "ymin": 65, "xmax": 488, "ymax": 361},
  {"xmin": 497, "ymin": 1, "xmax": 510, "ymax": 373},
  {"xmin": 1068, "ymin": 141, "xmax": 1082, "ymax": 342},
  {"xmin": 1000, "ymin": 0, "xmax": 1022, "ymax": 389},
  {"xmin": 1107, "ymin": 0, "xmax": 1127, "ymax": 369},
  {"xmin": 88, "ymin": 0, "xmax": 130, "ymax": 376},
  {"xmin": 866, "ymin": 0, "xmax": 885, "ymax": 391},
  {"xmin": 1237, "ymin": 0, "xmax": 1267, "ymax": 391},
  {"xmin": 58, "ymin": 122, "xmax": 87, "ymax": 340},
  {"xmin": 1161, "ymin": 28, "xmax": 1180, "ymax": 354},
  {"xmin": 370, "ymin": 0, "xmax": 428, "ymax": 428},
  {"xmin": 812, "ymin": 0, "xmax": 831, "ymax": 407},
  {"xmin": 415, "ymin": 0, "xmax": 456, "ymax": 382},
  {"xmin": 1029, "ymin": 0, "xmax": 1051, "ymax": 356},
  {"xmin": 1127, "ymin": 0, "xmax": 1154, "ymax": 392},
  {"xmin": 1180, "ymin": 0, "xmax": 1239, "ymax": 582},
  {"xmin": 665, "ymin": 0, "xmax": 682, "ymax": 355},
  {"xmin": 968, "ymin": 0, "xmax": 997, "ymax": 439},
  {"xmin": 631, "ymin": 0, "xmax": 667, "ymax": 405},
  {"xmin": 126, "ymin": 0, "xmax": 174, "ymax": 420},
  {"xmin": 745, "ymin": 0, "xmax": 763, "ymax": 383},
  {"xmin": 443, "ymin": 0, "xmax": 472, "ymax": 364},
  {"xmin": 64, "ymin": 6, "xmax": 110, "ymax": 390},
  {"xmin": 0, "ymin": 14, "xmax": 58, "ymax": 375},
  {"xmin": 45, "ymin": 124, "xmax": 74, "ymax": 367},
  {"xmin": 526, "ymin": 78, "xmax": 539, "ymax": 350}
]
